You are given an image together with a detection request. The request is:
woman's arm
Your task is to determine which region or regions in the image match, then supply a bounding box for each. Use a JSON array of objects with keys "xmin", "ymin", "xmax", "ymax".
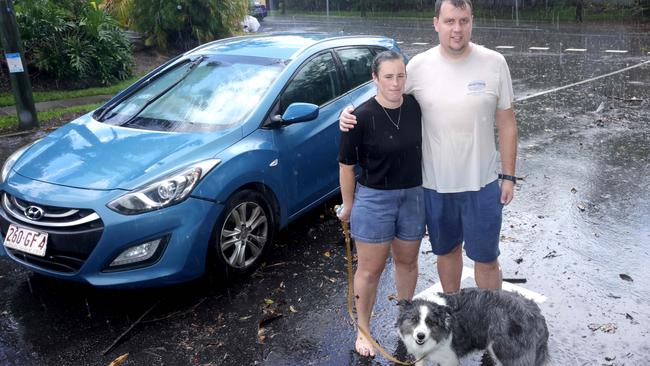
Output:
[{"xmin": 338, "ymin": 163, "xmax": 356, "ymax": 222}]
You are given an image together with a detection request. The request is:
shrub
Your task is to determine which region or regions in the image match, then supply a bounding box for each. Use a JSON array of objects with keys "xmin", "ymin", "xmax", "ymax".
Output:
[
  {"xmin": 13, "ymin": 0, "xmax": 133, "ymax": 87},
  {"xmin": 128, "ymin": 0, "xmax": 248, "ymax": 49}
]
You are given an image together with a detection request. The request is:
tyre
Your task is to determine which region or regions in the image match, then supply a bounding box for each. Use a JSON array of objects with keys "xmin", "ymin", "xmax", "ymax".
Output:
[{"xmin": 210, "ymin": 189, "xmax": 275, "ymax": 276}]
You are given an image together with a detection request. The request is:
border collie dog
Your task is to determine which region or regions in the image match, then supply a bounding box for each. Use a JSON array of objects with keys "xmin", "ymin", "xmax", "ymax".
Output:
[{"xmin": 396, "ymin": 288, "xmax": 550, "ymax": 366}]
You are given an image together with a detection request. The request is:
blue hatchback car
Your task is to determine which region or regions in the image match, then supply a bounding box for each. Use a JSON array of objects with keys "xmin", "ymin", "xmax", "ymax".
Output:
[{"xmin": 0, "ymin": 34, "xmax": 401, "ymax": 287}]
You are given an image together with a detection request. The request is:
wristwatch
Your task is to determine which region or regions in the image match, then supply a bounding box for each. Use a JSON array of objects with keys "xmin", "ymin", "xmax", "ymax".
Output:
[{"xmin": 498, "ymin": 174, "xmax": 517, "ymax": 184}]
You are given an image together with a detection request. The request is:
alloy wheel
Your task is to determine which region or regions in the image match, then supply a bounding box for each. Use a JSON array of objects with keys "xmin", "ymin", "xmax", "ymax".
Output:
[{"xmin": 220, "ymin": 201, "xmax": 268, "ymax": 269}]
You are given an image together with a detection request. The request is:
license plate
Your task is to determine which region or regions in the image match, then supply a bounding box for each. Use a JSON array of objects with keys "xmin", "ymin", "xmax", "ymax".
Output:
[{"xmin": 3, "ymin": 224, "xmax": 48, "ymax": 257}]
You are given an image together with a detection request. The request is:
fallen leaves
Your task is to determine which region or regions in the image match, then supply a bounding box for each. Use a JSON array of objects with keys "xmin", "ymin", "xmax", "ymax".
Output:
[
  {"xmin": 108, "ymin": 353, "xmax": 128, "ymax": 366},
  {"xmin": 619, "ymin": 274, "xmax": 633, "ymax": 282},
  {"xmin": 588, "ymin": 323, "xmax": 617, "ymax": 333}
]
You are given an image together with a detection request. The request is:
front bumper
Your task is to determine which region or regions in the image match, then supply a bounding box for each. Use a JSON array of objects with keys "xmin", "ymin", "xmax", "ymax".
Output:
[{"xmin": 0, "ymin": 175, "xmax": 223, "ymax": 288}]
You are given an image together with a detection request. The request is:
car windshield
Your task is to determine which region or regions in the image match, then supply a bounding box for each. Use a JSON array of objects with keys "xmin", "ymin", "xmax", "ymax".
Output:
[{"xmin": 98, "ymin": 55, "xmax": 285, "ymax": 132}]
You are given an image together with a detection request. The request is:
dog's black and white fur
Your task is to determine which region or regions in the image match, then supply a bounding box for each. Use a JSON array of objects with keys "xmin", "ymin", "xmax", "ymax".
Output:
[{"xmin": 397, "ymin": 288, "xmax": 550, "ymax": 366}]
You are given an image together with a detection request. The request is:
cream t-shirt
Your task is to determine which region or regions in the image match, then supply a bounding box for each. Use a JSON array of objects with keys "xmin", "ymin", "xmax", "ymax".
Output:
[{"xmin": 405, "ymin": 43, "xmax": 514, "ymax": 193}]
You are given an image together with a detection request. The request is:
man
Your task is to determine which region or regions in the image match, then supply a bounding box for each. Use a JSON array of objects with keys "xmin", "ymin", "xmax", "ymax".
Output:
[{"xmin": 339, "ymin": 0, "xmax": 518, "ymax": 293}]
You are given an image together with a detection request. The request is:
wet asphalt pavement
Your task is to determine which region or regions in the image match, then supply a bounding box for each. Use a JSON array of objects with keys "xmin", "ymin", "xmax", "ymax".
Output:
[{"xmin": 1, "ymin": 15, "xmax": 649, "ymax": 366}]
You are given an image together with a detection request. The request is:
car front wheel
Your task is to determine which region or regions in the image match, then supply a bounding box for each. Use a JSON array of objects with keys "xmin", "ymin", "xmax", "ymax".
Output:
[{"xmin": 211, "ymin": 190, "xmax": 274, "ymax": 276}]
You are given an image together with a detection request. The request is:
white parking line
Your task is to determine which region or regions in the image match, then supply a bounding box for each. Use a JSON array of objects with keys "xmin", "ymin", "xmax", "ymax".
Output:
[
  {"xmin": 605, "ymin": 49, "xmax": 628, "ymax": 53},
  {"xmin": 396, "ymin": 41, "xmax": 404, "ymax": 44},
  {"xmin": 564, "ymin": 48, "xmax": 587, "ymax": 52},
  {"xmin": 516, "ymin": 59, "xmax": 650, "ymax": 102},
  {"xmin": 412, "ymin": 42, "xmax": 428, "ymax": 45},
  {"xmin": 529, "ymin": 46, "xmax": 550, "ymax": 51},
  {"xmin": 496, "ymin": 45, "xmax": 515, "ymax": 49},
  {"xmin": 415, "ymin": 266, "xmax": 547, "ymax": 303}
]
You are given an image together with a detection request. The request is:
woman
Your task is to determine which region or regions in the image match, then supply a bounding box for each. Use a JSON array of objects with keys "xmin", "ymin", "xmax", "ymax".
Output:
[{"xmin": 337, "ymin": 50, "xmax": 424, "ymax": 357}]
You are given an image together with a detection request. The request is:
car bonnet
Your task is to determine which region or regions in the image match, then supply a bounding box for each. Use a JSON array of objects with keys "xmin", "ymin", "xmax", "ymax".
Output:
[{"xmin": 11, "ymin": 114, "xmax": 241, "ymax": 191}]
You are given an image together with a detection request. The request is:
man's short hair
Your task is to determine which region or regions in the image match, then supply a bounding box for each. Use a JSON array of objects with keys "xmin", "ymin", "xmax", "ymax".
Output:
[{"xmin": 435, "ymin": 0, "xmax": 473, "ymax": 16}]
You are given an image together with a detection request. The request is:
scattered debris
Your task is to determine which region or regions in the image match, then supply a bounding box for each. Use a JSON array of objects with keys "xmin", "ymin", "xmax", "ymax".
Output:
[
  {"xmin": 257, "ymin": 307, "xmax": 283, "ymax": 344},
  {"xmin": 102, "ymin": 302, "xmax": 160, "ymax": 355},
  {"xmin": 324, "ymin": 251, "xmax": 331, "ymax": 258},
  {"xmin": 606, "ymin": 293, "xmax": 621, "ymax": 299},
  {"xmin": 608, "ymin": 95, "xmax": 644, "ymax": 103},
  {"xmin": 577, "ymin": 203, "xmax": 586, "ymax": 211},
  {"xmin": 514, "ymin": 257, "xmax": 524, "ymax": 264},
  {"xmin": 543, "ymin": 250, "xmax": 559, "ymax": 259},
  {"xmin": 264, "ymin": 298, "xmax": 274, "ymax": 305},
  {"xmin": 239, "ymin": 315, "xmax": 253, "ymax": 321},
  {"xmin": 289, "ymin": 305, "xmax": 298, "ymax": 313},
  {"xmin": 605, "ymin": 356, "xmax": 616, "ymax": 361},
  {"xmin": 503, "ymin": 278, "xmax": 527, "ymax": 284},
  {"xmin": 619, "ymin": 274, "xmax": 633, "ymax": 282},
  {"xmin": 500, "ymin": 235, "xmax": 517, "ymax": 242},
  {"xmin": 571, "ymin": 187, "xmax": 578, "ymax": 194},
  {"xmin": 387, "ymin": 294, "xmax": 398, "ymax": 301},
  {"xmin": 594, "ymin": 101, "xmax": 605, "ymax": 114},
  {"xmin": 588, "ymin": 323, "xmax": 617, "ymax": 333},
  {"xmin": 143, "ymin": 298, "xmax": 208, "ymax": 324},
  {"xmin": 107, "ymin": 353, "xmax": 129, "ymax": 366}
]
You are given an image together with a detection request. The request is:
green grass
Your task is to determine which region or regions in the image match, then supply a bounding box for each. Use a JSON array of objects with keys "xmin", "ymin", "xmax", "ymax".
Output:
[
  {"xmin": 0, "ymin": 103, "xmax": 102, "ymax": 132},
  {"xmin": 0, "ymin": 74, "xmax": 143, "ymax": 107}
]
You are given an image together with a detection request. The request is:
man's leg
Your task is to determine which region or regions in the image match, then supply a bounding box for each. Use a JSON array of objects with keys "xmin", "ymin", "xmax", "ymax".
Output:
[
  {"xmin": 437, "ymin": 243, "xmax": 463, "ymax": 293},
  {"xmin": 462, "ymin": 181, "xmax": 504, "ymax": 290},
  {"xmin": 424, "ymin": 188, "xmax": 463, "ymax": 293},
  {"xmin": 475, "ymin": 259, "xmax": 502, "ymax": 289}
]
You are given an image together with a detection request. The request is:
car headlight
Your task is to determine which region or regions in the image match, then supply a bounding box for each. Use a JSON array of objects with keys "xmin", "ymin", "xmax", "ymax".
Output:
[
  {"xmin": 107, "ymin": 159, "xmax": 220, "ymax": 215},
  {"xmin": 1, "ymin": 139, "xmax": 42, "ymax": 185}
]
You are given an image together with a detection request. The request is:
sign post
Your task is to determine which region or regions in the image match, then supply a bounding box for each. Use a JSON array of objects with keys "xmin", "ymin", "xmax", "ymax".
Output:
[{"xmin": 0, "ymin": 0, "xmax": 37, "ymax": 130}]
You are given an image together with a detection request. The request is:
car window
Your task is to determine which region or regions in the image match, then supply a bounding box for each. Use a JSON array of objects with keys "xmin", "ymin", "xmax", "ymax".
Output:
[
  {"xmin": 100, "ymin": 56, "xmax": 285, "ymax": 132},
  {"xmin": 279, "ymin": 52, "xmax": 341, "ymax": 113},
  {"xmin": 336, "ymin": 47, "xmax": 374, "ymax": 91}
]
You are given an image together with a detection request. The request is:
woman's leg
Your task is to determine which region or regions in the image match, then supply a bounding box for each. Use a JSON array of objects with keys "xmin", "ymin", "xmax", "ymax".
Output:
[
  {"xmin": 354, "ymin": 240, "xmax": 391, "ymax": 357},
  {"xmin": 391, "ymin": 238, "xmax": 421, "ymax": 300}
]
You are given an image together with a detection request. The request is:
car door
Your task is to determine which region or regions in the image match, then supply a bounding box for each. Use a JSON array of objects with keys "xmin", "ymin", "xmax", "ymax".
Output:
[{"xmin": 271, "ymin": 51, "xmax": 349, "ymax": 218}]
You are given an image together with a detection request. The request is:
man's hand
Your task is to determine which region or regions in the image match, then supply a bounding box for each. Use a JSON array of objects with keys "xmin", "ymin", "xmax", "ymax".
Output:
[
  {"xmin": 500, "ymin": 180, "xmax": 515, "ymax": 205},
  {"xmin": 339, "ymin": 106, "xmax": 357, "ymax": 132}
]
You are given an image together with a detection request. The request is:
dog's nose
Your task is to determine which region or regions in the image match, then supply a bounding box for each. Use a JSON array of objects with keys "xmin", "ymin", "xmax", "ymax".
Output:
[{"xmin": 416, "ymin": 332, "xmax": 425, "ymax": 340}]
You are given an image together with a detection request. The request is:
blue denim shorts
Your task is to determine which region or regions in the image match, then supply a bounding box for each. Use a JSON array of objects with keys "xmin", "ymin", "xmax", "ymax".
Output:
[
  {"xmin": 350, "ymin": 184, "xmax": 426, "ymax": 244},
  {"xmin": 424, "ymin": 180, "xmax": 503, "ymax": 262}
]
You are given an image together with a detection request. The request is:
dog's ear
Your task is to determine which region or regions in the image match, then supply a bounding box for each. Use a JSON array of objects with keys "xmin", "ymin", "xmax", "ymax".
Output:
[{"xmin": 444, "ymin": 310, "xmax": 452, "ymax": 328}]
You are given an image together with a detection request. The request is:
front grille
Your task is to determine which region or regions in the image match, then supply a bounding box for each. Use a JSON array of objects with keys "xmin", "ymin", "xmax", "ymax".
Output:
[
  {"xmin": 1, "ymin": 192, "xmax": 104, "ymax": 273},
  {"xmin": 2, "ymin": 193, "xmax": 101, "ymax": 229}
]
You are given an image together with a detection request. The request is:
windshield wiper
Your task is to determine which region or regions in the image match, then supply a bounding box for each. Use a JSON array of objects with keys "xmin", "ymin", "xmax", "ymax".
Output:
[{"xmin": 98, "ymin": 56, "xmax": 205, "ymax": 124}]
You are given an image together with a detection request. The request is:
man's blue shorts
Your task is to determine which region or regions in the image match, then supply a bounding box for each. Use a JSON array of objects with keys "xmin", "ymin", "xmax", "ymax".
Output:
[
  {"xmin": 423, "ymin": 180, "xmax": 503, "ymax": 262},
  {"xmin": 350, "ymin": 184, "xmax": 426, "ymax": 244}
]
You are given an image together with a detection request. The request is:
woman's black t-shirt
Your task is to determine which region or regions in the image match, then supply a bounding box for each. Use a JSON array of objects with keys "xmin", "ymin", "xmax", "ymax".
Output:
[{"xmin": 338, "ymin": 94, "xmax": 422, "ymax": 190}]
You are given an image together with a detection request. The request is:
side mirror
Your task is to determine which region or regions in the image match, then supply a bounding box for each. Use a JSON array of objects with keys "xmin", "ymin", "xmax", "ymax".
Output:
[{"xmin": 271, "ymin": 103, "xmax": 319, "ymax": 127}]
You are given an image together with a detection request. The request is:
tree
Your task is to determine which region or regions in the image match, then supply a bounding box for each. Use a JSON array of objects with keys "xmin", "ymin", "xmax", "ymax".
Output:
[{"xmin": 122, "ymin": 0, "xmax": 248, "ymax": 49}]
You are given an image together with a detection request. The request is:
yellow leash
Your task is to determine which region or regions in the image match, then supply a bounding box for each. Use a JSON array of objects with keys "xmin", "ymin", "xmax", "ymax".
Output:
[{"xmin": 340, "ymin": 218, "xmax": 421, "ymax": 365}]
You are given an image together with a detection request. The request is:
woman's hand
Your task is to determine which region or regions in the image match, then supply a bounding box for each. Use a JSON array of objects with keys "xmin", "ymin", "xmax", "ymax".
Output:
[{"xmin": 336, "ymin": 204, "xmax": 352, "ymax": 222}]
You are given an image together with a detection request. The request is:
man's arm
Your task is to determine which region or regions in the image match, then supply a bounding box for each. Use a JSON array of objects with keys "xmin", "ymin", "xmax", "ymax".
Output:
[
  {"xmin": 339, "ymin": 106, "xmax": 357, "ymax": 132},
  {"xmin": 496, "ymin": 107, "xmax": 518, "ymax": 205}
]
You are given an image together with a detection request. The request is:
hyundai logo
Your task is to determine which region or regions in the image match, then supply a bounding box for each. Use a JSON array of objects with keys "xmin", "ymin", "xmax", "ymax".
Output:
[{"xmin": 24, "ymin": 206, "xmax": 45, "ymax": 221}]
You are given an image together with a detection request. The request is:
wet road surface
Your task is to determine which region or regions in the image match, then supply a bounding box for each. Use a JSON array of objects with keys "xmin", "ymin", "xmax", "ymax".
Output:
[{"xmin": 1, "ymin": 16, "xmax": 649, "ymax": 366}]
